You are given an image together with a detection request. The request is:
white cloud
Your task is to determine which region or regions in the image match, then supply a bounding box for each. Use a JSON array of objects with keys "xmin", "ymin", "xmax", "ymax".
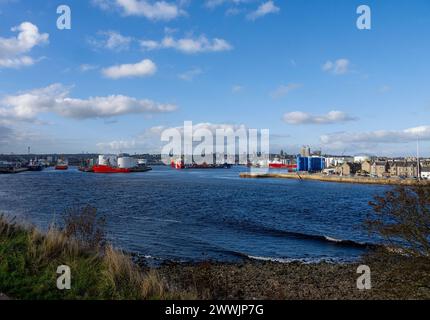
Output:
[
  {"xmin": 232, "ymin": 85, "xmax": 244, "ymax": 93},
  {"xmin": 97, "ymin": 139, "xmax": 138, "ymax": 151},
  {"xmin": 270, "ymin": 83, "xmax": 301, "ymax": 99},
  {"xmin": 322, "ymin": 59, "xmax": 350, "ymax": 75},
  {"xmin": 0, "ymin": 125, "xmax": 13, "ymax": 144},
  {"xmin": 0, "ymin": 124, "xmax": 55, "ymax": 153},
  {"xmin": 88, "ymin": 31, "xmax": 132, "ymax": 52},
  {"xmin": 97, "ymin": 122, "xmax": 249, "ymax": 153},
  {"xmin": 102, "ymin": 59, "xmax": 157, "ymax": 79},
  {"xmin": 379, "ymin": 85, "xmax": 391, "ymax": 94},
  {"xmin": 178, "ymin": 67, "xmax": 203, "ymax": 81},
  {"xmin": 247, "ymin": 1, "xmax": 280, "ymax": 20},
  {"xmin": 321, "ymin": 126, "xmax": 430, "ymax": 145},
  {"xmin": 92, "ymin": 0, "xmax": 185, "ymax": 21},
  {"xmin": 91, "ymin": 0, "xmax": 114, "ymax": 10},
  {"xmin": 79, "ymin": 64, "xmax": 99, "ymax": 72},
  {"xmin": 205, "ymin": 0, "xmax": 252, "ymax": 9},
  {"xmin": 283, "ymin": 110, "xmax": 357, "ymax": 125},
  {"xmin": 140, "ymin": 35, "xmax": 233, "ymax": 54},
  {"xmin": 0, "ymin": 83, "xmax": 177, "ymax": 121},
  {"xmin": 0, "ymin": 22, "xmax": 49, "ymax": 68}
]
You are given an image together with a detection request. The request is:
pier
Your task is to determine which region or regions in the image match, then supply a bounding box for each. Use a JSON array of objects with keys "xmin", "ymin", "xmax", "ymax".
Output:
[
  {"xmin": 240, "ymin": 172, "xmax": 430, "ymax": 186},
  {"xmin": 0, "ymin": 167, "xmax": 29, "ymax": 174}
]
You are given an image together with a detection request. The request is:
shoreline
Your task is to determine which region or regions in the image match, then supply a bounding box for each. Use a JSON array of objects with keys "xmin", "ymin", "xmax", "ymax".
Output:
[
  {"xmin": 240, "ymin": 172, "xmax": 430, "ymax": 186},
  {"xmin": 154, "ymin": 255, "xmax": 430, "ymax": 300},
  {"xmin": 1, "ymin": 216, "xmax": 429, "ymax": 300}
]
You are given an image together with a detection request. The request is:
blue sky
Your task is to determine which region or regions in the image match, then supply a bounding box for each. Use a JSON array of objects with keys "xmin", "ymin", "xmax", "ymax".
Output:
[{"xmin": 0, "ymin": 0, "xmax": 429, "ymax": 156}]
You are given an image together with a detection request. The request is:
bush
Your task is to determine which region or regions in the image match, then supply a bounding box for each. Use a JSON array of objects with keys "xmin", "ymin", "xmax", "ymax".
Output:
[
  {"xmin": 62, "ymin": 206, "xmax": 106, "ymax": 249},
  {"xmin": 367, "ymin": 184, "xmax": 430, "ymax": 258}
]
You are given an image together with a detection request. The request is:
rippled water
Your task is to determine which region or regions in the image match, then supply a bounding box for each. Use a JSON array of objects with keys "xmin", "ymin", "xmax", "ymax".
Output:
[{"xmin": 0, "ymin": 166, "xmax": 388, "ymax": 262}]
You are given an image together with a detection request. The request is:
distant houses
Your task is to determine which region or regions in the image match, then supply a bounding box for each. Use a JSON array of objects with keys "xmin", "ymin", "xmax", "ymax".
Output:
[
  {"xmin": 388, "ymin": 161, "xmax": 418, "ymax": 178},
  {"xmin": 326, "ymin": 158, "xmax": 425, "ymax": 179},
  {"xmin": 335, "ymin": 162, "xmax": 361, "ymax": 176},
  {"xmin": 370, "ymin": 161, "xmax": 389, "ymax": 178}
]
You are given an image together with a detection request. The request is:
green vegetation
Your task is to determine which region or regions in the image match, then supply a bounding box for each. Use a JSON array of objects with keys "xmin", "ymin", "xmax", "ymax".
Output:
[{"xmin": 0, "ymin": 207, "xmax": 193, "ymax": 300}]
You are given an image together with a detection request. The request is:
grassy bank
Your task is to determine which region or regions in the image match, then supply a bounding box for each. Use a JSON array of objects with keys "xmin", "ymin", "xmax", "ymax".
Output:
[{"xmin": 0, "ymin": 215, "xmax": 193, "ymax": 300}]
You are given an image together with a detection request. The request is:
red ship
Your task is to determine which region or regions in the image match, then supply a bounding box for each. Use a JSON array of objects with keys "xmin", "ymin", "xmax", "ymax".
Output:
[
  {"xmin": 171, "ymin": 159, "xmax": 185, "ymax": 169},
  {"xmin": 268, "ymin": 160, "xmax": 297, "ymax": 170},
  {"xmin": 269, "ymin": 163, "xmax": 297, "ymax": 169},
  {"xmin": 92, "ymin": 165, "xmax": 131, "ymax": 174},
  {"xmin": 55, "ymin": 159, "xmax": 69, "ymax": 170}
]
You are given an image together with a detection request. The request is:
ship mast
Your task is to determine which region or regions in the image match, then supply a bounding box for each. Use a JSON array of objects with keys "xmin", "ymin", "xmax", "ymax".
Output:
[{"xmin": 417, "ymin": 138, "xmax": 421, "ymax": 180}]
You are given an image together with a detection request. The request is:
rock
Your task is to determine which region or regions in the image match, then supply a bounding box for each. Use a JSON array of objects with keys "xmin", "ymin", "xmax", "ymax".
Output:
[{"xmin": 0, "ymin": 293, "xmax": 11, "ymax": 300}]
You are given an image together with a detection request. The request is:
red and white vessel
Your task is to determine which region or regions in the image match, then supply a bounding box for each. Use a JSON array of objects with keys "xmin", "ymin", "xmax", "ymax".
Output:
[
  {"xmin": 171, "ymin": 158, "xmax": 185, "ymax": 169},
  {"xmin": 92, "ymin": 165, "xmax": 131, "ymax": 173},
  {"xmin": 55, "ymin": 159, "xmax": 69, "ymax": 170},
  {"xmin": 92, "ymin": 154, "xmax": 151, "ymax": 174},
  {"xmin": 268, "ymin": 159, "xmax": 297, "ymax": 170}
]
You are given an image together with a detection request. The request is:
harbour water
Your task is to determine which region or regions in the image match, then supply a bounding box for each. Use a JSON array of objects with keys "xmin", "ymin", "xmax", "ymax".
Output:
[{"xmin": 0, "ymin": 166, "xmax": 388, "ymax": 263}]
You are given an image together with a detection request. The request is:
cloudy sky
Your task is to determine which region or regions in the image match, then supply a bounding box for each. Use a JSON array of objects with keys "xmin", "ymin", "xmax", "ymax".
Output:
[{"xmin": 0, "ymin": 0, "xmax": 429, "ymax": 156}]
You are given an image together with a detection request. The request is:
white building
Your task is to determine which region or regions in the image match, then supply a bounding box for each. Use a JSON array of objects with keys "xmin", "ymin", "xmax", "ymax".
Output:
[{"xmin": 325, "ymin": 157, "xmax": 354, "ymax": 168}]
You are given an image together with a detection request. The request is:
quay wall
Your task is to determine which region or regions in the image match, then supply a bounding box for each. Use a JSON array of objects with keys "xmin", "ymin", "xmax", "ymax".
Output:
[{"xmin": 239, "ymin": 172, "xmax": 430, "ymax": 186}]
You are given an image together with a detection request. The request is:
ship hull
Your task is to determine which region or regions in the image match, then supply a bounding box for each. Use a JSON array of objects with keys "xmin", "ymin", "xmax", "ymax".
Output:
[
  {"xmin": 269, "ymin": 164, "xmax": 297, "ymax": 170},
  {"xmin": 55, "ymin": 165, "xmax": 68, "ymax": 171},
  {"xmin": 93, "ymin": 165, "xmax": 131, "ymax": 174}
]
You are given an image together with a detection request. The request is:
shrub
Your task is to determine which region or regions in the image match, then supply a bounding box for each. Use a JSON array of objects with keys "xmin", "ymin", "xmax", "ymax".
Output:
[
  {"xmin": 367, "ymin": 184, "xmax": 430, "ymax": 258},
  {"xmin": 62, "ymin": 206, "xmax": 106, "ymax": 249}
]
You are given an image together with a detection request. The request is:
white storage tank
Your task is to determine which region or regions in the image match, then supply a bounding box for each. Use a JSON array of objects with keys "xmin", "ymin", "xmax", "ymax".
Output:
[
  {"xmin": 99, "ymin": 154, "xmax": 118, "ymax": 166},
  {"xmin": 118, "ymin": 157, "xmax": 137, "ymax": 169},
  {"xmin": 354, "ymin": 155, "xmax": 371, "ymax": 163}
]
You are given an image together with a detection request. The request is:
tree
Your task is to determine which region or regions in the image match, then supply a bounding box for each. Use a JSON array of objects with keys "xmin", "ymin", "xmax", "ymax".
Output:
[{"xmin": 367, "ymin": 184, "xmax": 430, "ymax": 258}]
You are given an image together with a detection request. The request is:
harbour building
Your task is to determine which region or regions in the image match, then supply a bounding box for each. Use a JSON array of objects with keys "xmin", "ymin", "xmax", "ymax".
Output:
[{"xmin": 297, "ymin": 156, "xmax": 325, "ymax": 172}]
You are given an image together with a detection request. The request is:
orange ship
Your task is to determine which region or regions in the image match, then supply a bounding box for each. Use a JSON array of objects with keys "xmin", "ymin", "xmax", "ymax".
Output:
[{"xmin": 55, "ymin": 159, "xmax": 69, "ymax": 170}]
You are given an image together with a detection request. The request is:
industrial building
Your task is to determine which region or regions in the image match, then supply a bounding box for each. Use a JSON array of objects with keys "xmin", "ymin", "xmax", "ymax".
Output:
[{"xmin": 297, "ymin": 156, "xmax": 325, "ymax": 172}]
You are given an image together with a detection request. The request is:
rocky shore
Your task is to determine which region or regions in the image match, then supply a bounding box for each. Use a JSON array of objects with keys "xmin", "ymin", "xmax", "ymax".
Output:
[{"xmin": 153, "ymin": 255, "xmax": 430, "ymax": 300}]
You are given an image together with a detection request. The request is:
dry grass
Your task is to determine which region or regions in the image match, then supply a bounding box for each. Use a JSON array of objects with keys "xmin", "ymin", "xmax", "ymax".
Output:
[{"xmin": 0, "ymin": 210, "xmax": 193, "ymax": 300}]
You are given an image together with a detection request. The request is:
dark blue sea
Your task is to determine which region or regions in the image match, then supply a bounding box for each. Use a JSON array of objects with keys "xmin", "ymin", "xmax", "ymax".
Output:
[{"xmin": 0, "ymin": 166, "xmax": 388, "ymax": 263}]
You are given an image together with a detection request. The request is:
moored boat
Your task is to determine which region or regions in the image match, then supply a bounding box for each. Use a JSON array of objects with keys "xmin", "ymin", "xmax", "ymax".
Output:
[
  {"xmin": 26, "ymin": 159, "xmax": 44, "ymax": 171},
  {"xmin": 55, "ymin": 159, "xmax": 69, "ymax": 170},
  {"xmin": 92, "ymin": 165, "xmax": 131, "ymax": 173},
  {"xmin": 268, "ymin": 159, "xmax": 297, "ymax": 170},
  {"xmin": 91, "ymin": 154, "xmax": 152, "ymax": 174}
]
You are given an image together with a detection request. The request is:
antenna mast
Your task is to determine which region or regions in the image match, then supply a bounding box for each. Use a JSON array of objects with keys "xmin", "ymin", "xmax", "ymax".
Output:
[{"xmin": 417, "ymin": 138, "xmax": 421, "ymax": 180}]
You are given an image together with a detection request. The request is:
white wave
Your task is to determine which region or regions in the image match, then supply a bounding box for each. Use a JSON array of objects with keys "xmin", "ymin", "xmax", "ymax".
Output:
[
  {"xmin": 324, "ymin": 236, "xmax": 343, "ymax": 243},
  {"xmin": 247, "ymin": 255, "xmax": 293, "ymax": 263}
]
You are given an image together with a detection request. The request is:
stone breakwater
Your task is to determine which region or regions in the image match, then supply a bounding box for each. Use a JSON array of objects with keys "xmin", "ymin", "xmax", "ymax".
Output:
[{"xmin": 240, "ymin": 172, "xmax": 430, "ymax": 186}]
